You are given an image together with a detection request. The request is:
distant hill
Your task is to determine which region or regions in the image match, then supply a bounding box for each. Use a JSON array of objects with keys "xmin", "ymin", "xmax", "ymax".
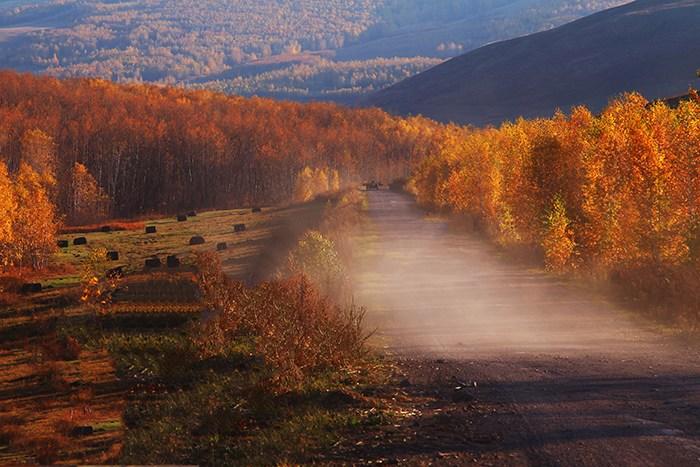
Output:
[
  {"xmin": 368, "ymin": 0, "xmax": 700, "ymax": 126},
  {"xmin": 0, "ymin": 0, "xmax": 625, "ymax": 102}
]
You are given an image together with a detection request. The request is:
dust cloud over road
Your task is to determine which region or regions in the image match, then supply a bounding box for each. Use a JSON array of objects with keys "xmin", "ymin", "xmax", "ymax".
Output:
[{"xmin": 351, "ymin": 190, "xmax": 700, "ymax": 466}]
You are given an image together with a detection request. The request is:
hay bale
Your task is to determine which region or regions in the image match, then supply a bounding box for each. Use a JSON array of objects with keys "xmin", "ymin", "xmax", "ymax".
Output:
[
  {"xmin": 234, "ymin": 224, "xmax": 246, "ymax": 233},
  {"xmin": 21, "ymin": 283, "xmax": 42, "ymax": 294},
  {"xmin": 101, "ymin": 225, "xmax": 112, "ymax": 233},
  {"xmin": 145, "ymin": 226, "xmax": 157, "ymax": 234},
  {"xmin": 177, "ymin": 214, "xmax": 188, "ymax": 222},
  {"xmin": 167, "ymin": 255, "xmax": 181, "ymax": 268},
  {"xmin": 252, "ymin": 207, "xmax": 262, "ymax": 213},
  {"xmin": 189, "ymin": 236, "xmax": 205, "ymax": 246},
  {"xmin": 106, "ymin": 266, "xmax": 124, "ymax": 279},
  {"xmin": 73, "ymin": 237, "xmax": 87, "ymax": 246},
  {"xmin": 145, "ymin": 257, "xmax": 161, "ymax": 269},
  {"xmin": 216, "ymin": 242, "xmax": 228, "ymax": 251},
  {"xmin": 57, "ymin": 240, "xmax": 69, "ymax": 248},
  {"xmin": 70, "ymin": 426, "xmax": 94, "ymax": 437},
  {"xmin": 106, "ymin": 251, "xmax": 119, "ymax": 261},
  {"xmin": 187, "ymin": 211, "xmax": 197, "ymax": 217}
]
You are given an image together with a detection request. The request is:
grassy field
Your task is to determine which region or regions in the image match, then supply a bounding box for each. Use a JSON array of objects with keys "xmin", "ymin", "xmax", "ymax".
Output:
[
  {"xmin": 0, "ymin": 194, "xmax": 408, "ymax": 465},
  {"xmin": 44, "ymin": 201, "xmax": 327, "ymax": 290}
]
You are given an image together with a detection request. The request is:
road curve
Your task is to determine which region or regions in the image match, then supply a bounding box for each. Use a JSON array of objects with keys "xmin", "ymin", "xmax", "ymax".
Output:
[{"xmin": 352, "ymin": 190, "xmax": 700, "ymax": 466}]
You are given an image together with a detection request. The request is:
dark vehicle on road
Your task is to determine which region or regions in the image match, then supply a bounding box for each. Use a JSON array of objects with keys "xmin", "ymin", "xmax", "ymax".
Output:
[{"xmin": 364, "ymin": 180, "xmax": 381, "ymax": 191}]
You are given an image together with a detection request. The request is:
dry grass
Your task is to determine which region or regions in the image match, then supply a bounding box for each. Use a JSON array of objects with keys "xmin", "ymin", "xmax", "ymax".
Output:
[
  {"xmin": 59, "ymin": 220, "xmax": 146, "ymax": 235},
  {"xmin": 40, "ymin": 333, "xmax": 82, "ymax": 361},
  {"xmin": 0, "ymin": 196, "xmax": 372, "ymax": 464},
  {"xmin": 0, "ymin": 344, "xmax": 124, "ymax": 465},
  {"xmin": 0, "ymin": 287, "xmax": 124, "ymax": 465},
  {"xmin": 611, "ymin": 262, "xmax": 700, "ymax": 326}
]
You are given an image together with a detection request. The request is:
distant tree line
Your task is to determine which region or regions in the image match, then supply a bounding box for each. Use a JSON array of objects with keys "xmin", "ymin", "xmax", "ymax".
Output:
[{"xmin": 196, "ymin": 57, "xmax": 443, "ymax": 103}]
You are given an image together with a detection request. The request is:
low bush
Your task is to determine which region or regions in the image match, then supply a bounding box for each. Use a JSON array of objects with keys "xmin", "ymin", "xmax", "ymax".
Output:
[
  {"xmin": 35, "ymin": 361, "xmax": 70, "ymax": 392},
  {"xmin": 41, "ymin": 333, "xmax": 82, "ymax": 361},
  {"xmin": 287, "ymin": 230, "xmax": 345, "ymax": 296},
  {"xmin": 193, "ymin": 253, "xmax": 367, "ymax": 391},
  {"xmin": 612, "ymin": 262, "xmax": 700, "ymax": 325},
  {"xmin": 0, "ymin": 275, "xmax": 23, "ymax": 305}
]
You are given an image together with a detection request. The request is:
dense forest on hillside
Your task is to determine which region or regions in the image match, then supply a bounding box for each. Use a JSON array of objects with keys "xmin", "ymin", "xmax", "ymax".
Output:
[
  {"xmin": 0, "ymin": 0, "xmax": 626, "ymax": 101},
  {"xmin": 195, "ymin": 57, "xmax": 442, "ymax": 103},
  {"xmin": 0, "ymin": 71, "xmax": 430, "ymax": 215},
  {"xmin": 0, "ymin": 70, "xmax": 437, "ymax": 268}
]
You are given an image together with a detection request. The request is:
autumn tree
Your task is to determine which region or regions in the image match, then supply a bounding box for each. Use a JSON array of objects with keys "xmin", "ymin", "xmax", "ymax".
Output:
[
  {"xmin": 542, "ymin": 195, "xmax": 576, "ymax": 271},
  {"xmin": 12, "ymin": 163, "xmax": 57, "ymax": 270},
  {"xmin": 295, "ymin": 167, "xmax": 315, "ymax": 202},
  {"xmin": 312, "ymin": 168, "xmax": 330, "ymax": 195},
  {"xmin": 330, "ymin": 169, "xmax": 341, "ymax": 192},
  {"xmin": 0, "ymin": 162, "xmax": 16, "ymax": 268},
  {"xmin": 20, "ymin": 129, "xmax": 57, "ymax": 195},
  {"xmin": 0, "ymin": 71, "xmax": 428, "ymax": 218},
  {"xmin": 69, "ymin": 163, "xmax": 110, "ymax": 225}
]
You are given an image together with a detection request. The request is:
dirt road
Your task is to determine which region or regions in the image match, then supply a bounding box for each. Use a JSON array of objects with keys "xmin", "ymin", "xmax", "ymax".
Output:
[{"xmin": 351, "ymin": 190, "xmax": 700, "ymax": 466}]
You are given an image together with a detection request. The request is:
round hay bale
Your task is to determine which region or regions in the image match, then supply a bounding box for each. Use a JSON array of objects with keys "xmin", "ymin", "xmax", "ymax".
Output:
[
  {"xmin": 70, "ymin": 426, "xmax": 94, "ymax": 437},
  {"xmin": 145, "ymin": 257, "xmax": 162, "ymax": 269},
  {"xmin": 187, "ymin": 211, "xmax": 197, "ymax": 217},
  {"xmin": 57, "ymin": 240, "xmax": 69, "ymax": 248},
  {"xmin": 189, "ymin": 236, "xmax": 205, "ymax": 246},
  {"xmin": 21, "ymin": 283, "xmax": 42, "ymax": 294},
  {"xmin": 252, "ymin": 207, "xmax": 262, "ymax": 213},
  {"xmin": 73, "ymin": 237, "xmax": 87, "ymax": 246},
  {"xmin": 234, "ymin": 224, "xmax": 246, "ymax": 233},
  {"xmin": 106, "ymin": 251, "xmax": 119, "ymax": 261},
  {"xmin": 167, "ymin": 255, "xmax": 181, "ymax": 268},
  {"xmin": 145, "ymin": 226, "xmax": 157, "ymax": 234},
  {"xmin": 177, "ymin": 214, "xmax": 188, "ymax": 222},
  {"xmin": 216, "ymin": 242, "xmax": 228, "ymax": 251}
]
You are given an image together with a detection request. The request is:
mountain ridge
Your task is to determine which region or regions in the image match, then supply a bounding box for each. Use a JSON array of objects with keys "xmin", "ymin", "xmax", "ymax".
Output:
[{"xmin": 368, "ymin": 0, "xmax": 700, "ymax": 126}]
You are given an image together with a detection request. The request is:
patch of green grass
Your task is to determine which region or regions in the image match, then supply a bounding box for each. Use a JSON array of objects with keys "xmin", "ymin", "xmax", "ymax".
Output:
[
  {"xmin": 42, "ymin": 275, "xmax": 82, "ymax": 289},
  {"xmin": 108, "ymin": 320, "xmax": 388, "ymax": 466},
  {"xmin": 50, "ymin": 206, "xmax": 286, "ymax": 285},
  {"xmin": 93, "ymin": 420, "xmax": 122, "ymax": 432}
]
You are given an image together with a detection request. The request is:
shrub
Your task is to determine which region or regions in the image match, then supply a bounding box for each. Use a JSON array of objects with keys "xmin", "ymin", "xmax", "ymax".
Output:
[
  {"xmin": 35, "ymin": 361, "xmax": 70, "ymax": 392},
  {"xmin": 612, "ymin": 262, "xmax": 700, "ymax": 325},
  {"xmin": 542, "ymin": 195, "xmax": 576, "ymax": 272},
  {"xmin": 287, "ymin": 231, "xmax": 345, "ymax": 295},
  {"xmin": 41, "ymin": 334, "xmax": 82, "ymax": 361},
  {"xmin": 193, "ymin": 253, "xmax": 366, "ymax": 392},
  {"xmin": 81, "ymin": 248, "xmax": 123, "ymax": 316}
]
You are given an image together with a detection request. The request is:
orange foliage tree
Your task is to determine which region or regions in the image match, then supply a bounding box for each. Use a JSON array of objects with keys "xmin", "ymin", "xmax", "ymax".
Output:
[
  {"xmin": 0, "ymin": 71, "xmax": 433, "ymax": 220},
  {"xmin": 411, "ymin": 93, "xmax": 700, "ymax": 319}
]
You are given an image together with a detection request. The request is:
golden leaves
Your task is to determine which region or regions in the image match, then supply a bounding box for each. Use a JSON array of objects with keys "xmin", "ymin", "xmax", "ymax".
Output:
[{"xmin": 411, "ymin": 93, "xmax": 700, "ymax": 273}]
